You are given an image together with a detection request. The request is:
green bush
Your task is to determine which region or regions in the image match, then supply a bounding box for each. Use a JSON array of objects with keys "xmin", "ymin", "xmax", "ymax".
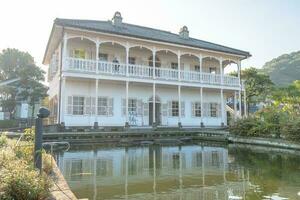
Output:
[
  {"xmin": 230, "ymin": 105, "xmax": 300, "ymax": 141},
  {"xmin": 0, "ymin": 135, "xmax": 52, "ymax": 200}
]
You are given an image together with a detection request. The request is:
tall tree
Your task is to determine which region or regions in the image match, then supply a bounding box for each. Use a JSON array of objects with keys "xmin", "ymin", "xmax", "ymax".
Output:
[
  {"xmin": 272, "ymin": 80, "xmax": 300, "ymax": 117},
  {"xmin": 230, "ymin": 67, "xmax": 274, "ymax": 110},
  {"xmin": 0, "ymin": 48, "xmax": 48, "ymax": 118}
]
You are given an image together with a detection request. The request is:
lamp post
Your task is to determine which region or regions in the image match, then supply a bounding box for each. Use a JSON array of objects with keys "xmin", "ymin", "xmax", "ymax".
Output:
[{"xmin": 34, "ymin": 107, "xmax": 50, "ymax": 173}]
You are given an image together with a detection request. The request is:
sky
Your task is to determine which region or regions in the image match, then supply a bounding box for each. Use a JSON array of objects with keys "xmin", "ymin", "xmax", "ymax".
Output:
[{"xmin": 0, "ymin": 0, "xmax": 299, "ymax": 73}]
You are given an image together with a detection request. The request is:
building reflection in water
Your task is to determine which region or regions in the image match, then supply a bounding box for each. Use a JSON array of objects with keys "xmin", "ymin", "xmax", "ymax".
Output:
[{"xmin": 57, "ymin": 144, "xmax": 249, "ymax": 200}]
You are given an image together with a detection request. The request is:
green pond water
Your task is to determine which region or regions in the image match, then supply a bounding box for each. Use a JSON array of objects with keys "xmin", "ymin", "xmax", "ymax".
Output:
[{"xmin": 55, "ymin": 142, "xmax": 300, "ymax": 200}]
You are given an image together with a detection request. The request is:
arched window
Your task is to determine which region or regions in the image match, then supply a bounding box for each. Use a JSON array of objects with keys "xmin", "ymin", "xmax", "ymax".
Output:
[{"xmin": 148, "ymin": 56, "xmax": 161, "ymax": 67}]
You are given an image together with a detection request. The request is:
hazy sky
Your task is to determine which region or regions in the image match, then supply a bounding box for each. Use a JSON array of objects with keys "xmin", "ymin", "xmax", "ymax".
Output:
[{"xmin": 0, "ymin": 0, "xmax": 299, "ymax": 72}]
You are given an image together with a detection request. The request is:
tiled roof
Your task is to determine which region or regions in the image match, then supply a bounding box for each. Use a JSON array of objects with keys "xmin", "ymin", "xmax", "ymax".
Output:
[{"xmin": 55, "ymin": 18, "xmax": 251, "ymax": 57}]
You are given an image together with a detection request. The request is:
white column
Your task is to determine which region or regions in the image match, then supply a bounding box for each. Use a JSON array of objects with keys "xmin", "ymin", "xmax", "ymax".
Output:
[
  {"xmin": 95, "ymin": 40, "xmax": 99, "ymax": 74},
  {"xmin": 200, "ymin": 87, "xmax": 203, "ymax": 126},
  {"xmin": 95, "ymin": 41, "xmax": 99, "ymax": 124},
  {"xmin": 95, "ymin": 80, "xmax": 98, "ymax": 122},
  {"xmin": 219, "ymin": 57, "xmax": 223, "ymax": 85},
  {"xmin": 126, "ymin": 81, "xmax": 129, "ymax": 124},
  {"xmin": 177, "ymin": 52, "xmax": 181, "ymax": 81},
  {"xmin": 237, "ymin": 60, "xmax": 241, "ymax": 84},
  {"xmin": 126, "ymin": 45, "xmax": 129, "ymax": 77},
  {"xmin": 178, "ymin": 85, "xmax": 181, "ymax": 125},
  {"xmin": 153, "ymin": 83, "xmax": 156, "ymax": 126},
  {"xmin": 199, "ymin": 54, "xmax": 203, "ymax": 83},
  {"xmin": 234, "ymin": 91, "xmax": 237, "ymax": 121},
  {"xmin": 62, "ymin": 33, "xmax": 68, "ymax": 71},
  {"xmin": 152, "ymin": 48, "xmax": 156, "ymax": 79},
  {"xmin": 244, "ymin": 89, "xmax": 247, "ymax": 117},
  {"xmin": 220, "ymin": 89, "xmax": 224, "ymax": 126},
  {"xmin": 60, "ymin": 77, "xmax": 66, "ymax": 123},
  {"xmin": 237, "ymin": 61, "xmax": 242, "ymax": 117}
]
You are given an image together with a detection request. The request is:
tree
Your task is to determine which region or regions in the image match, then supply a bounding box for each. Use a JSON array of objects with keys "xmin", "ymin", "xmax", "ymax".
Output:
[
  {"xmin": 230, "ymin": 67, "xmax": 274, "ymax": 110},
  {"xmin": 272, "ymin": 80, "xmax": 300, "ymax": 117},
  {"xmin": 0, "ymin": 48, "xmax": 48, "ymax": 119}
]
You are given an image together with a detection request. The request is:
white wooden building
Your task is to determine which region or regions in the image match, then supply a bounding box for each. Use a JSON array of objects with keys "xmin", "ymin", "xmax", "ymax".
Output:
[{"xmin": 43, "ymin": 12, "xmax": 251, "ymax": 127}]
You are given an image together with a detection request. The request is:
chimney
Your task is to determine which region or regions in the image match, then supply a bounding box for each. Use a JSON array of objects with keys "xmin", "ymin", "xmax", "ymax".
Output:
[
  {"xmin": 112, "ymin": 11, "xmax": 123, "ymax": 26},
  {"xmin": 179, "ymin": 26, "xmax": 189, "ymax": 39}
]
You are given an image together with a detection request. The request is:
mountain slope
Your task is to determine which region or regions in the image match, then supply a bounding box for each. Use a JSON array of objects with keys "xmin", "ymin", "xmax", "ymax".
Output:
[{"xmin": 262, "ymin": 51, "xmax": 300, "ymax": 86}]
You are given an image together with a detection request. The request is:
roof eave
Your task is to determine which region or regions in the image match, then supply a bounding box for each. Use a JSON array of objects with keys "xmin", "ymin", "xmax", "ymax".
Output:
[{"xmin": 54, "ymin": 20, "xmax": 251, "ymax": 58}]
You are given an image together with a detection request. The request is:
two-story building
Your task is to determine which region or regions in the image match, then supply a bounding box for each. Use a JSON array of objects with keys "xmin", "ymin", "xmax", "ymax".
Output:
[{"xmin": 43, "ymin": 12, "xmax": 251, "ymax": 128}]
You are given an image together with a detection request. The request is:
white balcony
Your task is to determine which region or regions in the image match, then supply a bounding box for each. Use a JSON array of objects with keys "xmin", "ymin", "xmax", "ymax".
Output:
[{"xmin": 64, "ymin": 57, "xmax": 240, "ymax": 88}]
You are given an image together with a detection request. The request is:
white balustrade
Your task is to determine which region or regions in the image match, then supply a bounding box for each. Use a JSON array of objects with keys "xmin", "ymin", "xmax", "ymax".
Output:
[
  {"xmin": 181, "ymin": 71, "xmax": 202, "ymax": 82},
  {"xmin": 128, "ymin": 64, "xmax": 153, "ymax": 78},
  {"xmin": 66, "ymin": 57, "xmax": 96, "ymax": 72},
  {"xmin": 98, "ymin": 61, "xmax": 126, "ymax": 76},
  {"xmin": 65, "ymin": 57, "xmax": 240, "ymax": 87},
  {"xmin": 155, "ymin": 68, "xmax": 178, "ymax": 80}
]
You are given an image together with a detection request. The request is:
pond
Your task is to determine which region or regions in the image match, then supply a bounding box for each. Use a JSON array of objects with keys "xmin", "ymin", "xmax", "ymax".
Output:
[{"xmin": 55, "ymin": 142, "xmax": 300, "ymax": 200}]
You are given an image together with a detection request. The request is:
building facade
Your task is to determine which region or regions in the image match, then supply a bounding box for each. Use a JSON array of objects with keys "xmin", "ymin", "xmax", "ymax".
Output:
[{"xmin": 43, "ymin": 12, "xmax": 251, "ymax": 127}]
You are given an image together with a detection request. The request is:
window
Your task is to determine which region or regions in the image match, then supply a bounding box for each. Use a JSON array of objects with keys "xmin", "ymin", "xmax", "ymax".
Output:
[
  {"xmin": 73, "ymin": 49, "xmax": 86, "ymax": 59},
  {"xmin": 194, "ymin": 65, "xmax": 200, "ymax": 72},
  {"xmin": 171, "ymin": 62, "xmax": 178, "ymax": 70},
  {"xmin": 172, "ymin": 101, "xmax": 179, "ymax": 116},
  {"xmin": 99, "ymin": 53, "xmax": 108, "ymax": 61},
  {"xmin": 192, "ymin": 102, "xmax": 202, "ymax": 117},
  {"xmin": 210, "ymin": 103, "xmax": 218, "ymax": 117},
  {"xmin": 98, "ymin": 97, "xmax": 113, "ymax": 116},
  {"xmin": 209, "ymin": 67, "xmax": 216, "ymax": 74},
  {"xmin": 148, "ymin": 56, "xmax": 161, "ymax": 67},
  {"xmin": 129, "ymin": 57, "xmax": 136, "ymax": 64},
  {"xmin": 128, "ymin": 99, "xmax": 137, "ymax": 113},
  {"xmin": 73, "ymin": 96, "xmax": 84, "ymax": 115}
]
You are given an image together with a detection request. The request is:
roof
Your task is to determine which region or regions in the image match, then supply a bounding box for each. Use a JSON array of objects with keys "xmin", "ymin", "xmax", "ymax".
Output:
[{"xmin": 54, "ymin": 18, "xmax": 251, "ymax": 58}]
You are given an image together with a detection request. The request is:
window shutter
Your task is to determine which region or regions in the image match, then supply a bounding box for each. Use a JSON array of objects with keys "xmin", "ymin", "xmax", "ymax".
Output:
[
  {"xmin": 162, "ymin": 103, "xmax": 168, "ymax": 116},
  {"xmin": 122, "ymin": 99, "xmax": 126, "ymax": 116},
  {"xmin": 168, "ymin": 101, "xmax": 172, "ymax": 116},
  {"xmin": 137, "ymin": 100, "xmax": 143, "ymax": 116},
  {"xmin": 143, "ymin": 102, "xmax": 149, "ymax": 116},
  {"xmin": 203, "ymin": 103, "xmax": 209, "ymax": 117},
  {"xmin": 91, "ymin": 97, "xmax": 96, "ymax": 115},
  {"xmin": 67, "ymin": 96, "xmax": 73, "ymax": 114},
  {"xmin": 191, "ymin": 102, "xmax": 195, "ymax": 117},
  {"xmin": 217, "ymin": 103, "xmax": 221, "ymax": 118},
  {"xmin": 108, "ymin": 98, "xmax": 114, "ymax": 116},
  {"xmin": 181, "ymin": 101, "xmax": 185, "ymax": 117},
  {"xmin": 85, "ymin": 97, "xmax": 91, "ymax": 115}
]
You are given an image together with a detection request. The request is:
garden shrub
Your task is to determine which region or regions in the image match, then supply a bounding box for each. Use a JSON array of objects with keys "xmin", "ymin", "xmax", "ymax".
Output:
[
  {"xmin": 230, "ymin": 105, "xmax": 300, "ymax": 141},
  {"xmin": 0, "ymin": 135, "xmax": 52, "ymax": 200}
]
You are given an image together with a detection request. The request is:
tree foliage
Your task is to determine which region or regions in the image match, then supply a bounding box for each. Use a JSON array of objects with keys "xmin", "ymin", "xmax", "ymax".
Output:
[
  {"xmin": 0, "ymin": 48, "xmax": 48, "ymax": 118},
  {"xmin": 262, "ymin": 50, "xmax": 300, "ymax": 86},
  {"xmin": 230, "ymin": 67, "xmax": 274, "ymax": 106}
]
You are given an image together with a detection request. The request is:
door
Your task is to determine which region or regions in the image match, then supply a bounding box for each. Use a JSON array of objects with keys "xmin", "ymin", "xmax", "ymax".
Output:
[{"xmin": 149, "ymin": 102, "xmax": 161, "ymax": 126}]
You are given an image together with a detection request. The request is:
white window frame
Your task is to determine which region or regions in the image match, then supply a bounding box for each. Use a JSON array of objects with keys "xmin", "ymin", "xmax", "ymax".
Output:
[
  {"xmin": 210, "ymin": 103, "xmax": 218, "ymax": 117},
  {"xmin": 97, "ymin": 97, "xmax": 113, "ymax": 116},
  {"xmin": 72, "ymin": 96, "xmax": 85, "ymax": 115},
  {"xmin": 192, "ymin": 102, "xmax": 202, "ymax": 117},
  {"xmin": 171, "ymin": 101, "xmax": 179, "ymax": 117}
]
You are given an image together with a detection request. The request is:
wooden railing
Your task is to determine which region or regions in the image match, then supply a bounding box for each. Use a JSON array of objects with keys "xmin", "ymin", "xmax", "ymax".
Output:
[{"xmin": 65, "ymin": 57, "xmax": 241, "ymax": 87}]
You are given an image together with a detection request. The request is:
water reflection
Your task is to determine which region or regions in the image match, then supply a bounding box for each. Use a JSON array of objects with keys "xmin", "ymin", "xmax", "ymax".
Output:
[{"xmin": 55, "ymin": 143, "xmax": 300, "ymax": 200}]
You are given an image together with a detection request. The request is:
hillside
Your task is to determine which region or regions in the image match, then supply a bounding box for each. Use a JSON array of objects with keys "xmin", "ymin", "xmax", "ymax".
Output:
[{"xmin": 262, "ymin": 51, "xmax": 300, "ymax": 86}]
